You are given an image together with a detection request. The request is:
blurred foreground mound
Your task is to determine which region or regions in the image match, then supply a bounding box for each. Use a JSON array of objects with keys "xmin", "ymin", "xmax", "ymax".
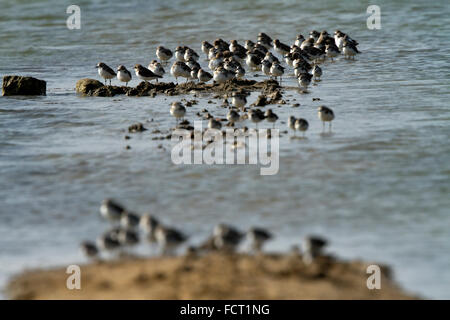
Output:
[{"xmin": 7, "ymin": 253, "xmax": 416, "ymax": 299}]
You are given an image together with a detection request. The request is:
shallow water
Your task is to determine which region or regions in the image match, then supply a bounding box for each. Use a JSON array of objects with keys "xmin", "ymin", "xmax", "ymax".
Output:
[{"xmin": 1, "ymin": 0, "xmax": 450, "ymax": 299}]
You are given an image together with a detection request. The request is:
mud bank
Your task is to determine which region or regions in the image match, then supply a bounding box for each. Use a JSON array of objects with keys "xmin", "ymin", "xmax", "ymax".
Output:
[{"xmin": 6, "ymin": 253, "xmax": 417, "ymax": 299}]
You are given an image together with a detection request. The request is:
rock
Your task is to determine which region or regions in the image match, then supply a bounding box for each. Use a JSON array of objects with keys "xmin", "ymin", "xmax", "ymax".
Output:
[
  {"xmin": 76, "ymin": 79, "xmax": 130, "ymax": 97},
  {"xmin": 2, "ymin": 75, "xmax": 46, "ymax": 96},
  {"xmin": 75, "ymin": 78, "xmax": 103, "ymax": 95},
  {"xmin": 128, "ymin": 123, "xmax": 147, "ymax": 133},
  {"xmin": 253, "ymin": 95, "xmax": 268, "ymax": 107},
  {"xmin": 92, "ymin": 86, "xmax": 116, "ymax": 97}
]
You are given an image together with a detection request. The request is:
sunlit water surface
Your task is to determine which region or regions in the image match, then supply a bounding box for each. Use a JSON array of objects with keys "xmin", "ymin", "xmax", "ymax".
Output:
[{"xmin": 0, "ymin": 0, "xmax": 449, "ymax": 299}]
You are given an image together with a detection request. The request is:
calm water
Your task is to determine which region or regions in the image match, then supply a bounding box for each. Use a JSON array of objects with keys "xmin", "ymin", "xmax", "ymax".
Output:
[{"xmin": 1, "ymin": 0, "xmax": 449, "ymax": 299}]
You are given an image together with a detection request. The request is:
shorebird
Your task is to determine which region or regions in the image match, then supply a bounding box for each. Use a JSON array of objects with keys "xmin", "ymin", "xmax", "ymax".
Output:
[
  {"xmin": 343, "ymin": 40, "xmax": 360, "ymax": 59},
  {"xmin": 247, "ymin": 227, "xmax": 272, "ymax": 253},
  {"xmin": 213, "ymin": 66, "xmax": 234, "ymax": 84},
  {"xmin": 148, "ymin": 60, "xmax": 165, "ymax": 80},
  {"xmin": 154, "ymin": 224, "xmax": 187, "ymax": 255},
  {"xmin": 104, "ymin": 226, "xmax": 122, "ymax": 241},
  {"xmin": 156, "ymin": 46, "xmax": 173, "ymax": 64},
  {"xmin": 186, "ymin": 57, "xmax": 201, "ymax": 71},
  {"xmin": 265, "ymin": 109, "xmax": 278, "ymax": 128},
  {"xmin": 223, "ymin": 59, "xmax": 240, "ymax": 73},
  {"xmin": 295, "ymin": 34, "xmax": 306, "ymax": 47},
  {"xmin": 213, "ymin": 223, "xmax": 244, "ymax": 251},
  {"xmin": 288, "ymin": 115, "xmax": 296, "ymax": 135},
  {"xmin": 208, "ymin": 52, "xmax": 224, "ymax": 70},
  {"xmin": 303, "ymin": 46, "xmax": 325, "ymax": 62},
  {"xmin": 245, "ymin": 52, "xmax": 261, "ymax": 71},
  {"xmin": 231, "ymin": 92, "xmax": 247, "ymax": 110},
  {"xmin": 213, "ymin": 38, "xmax": 229, "ymax": 51},
  {"xmin": 80, "ymin": 241, "xmax": 99, "ymax": 259},
  {"xmin": 175, "ymin": 46, "xmax": 187, "ymax": 61},
  {"xmin": 235, "ymin": 65, "xmax": 245, "ymax": 79},
  {"xmin": 298, "ymin": 73, "xmax": 312, "ymax": 91},
  {"xmin": 117, "ymin": 229, "xmax": 140, "ymax": 247},
  {"xmin": 208, "ymin": 46, "xmax": 220, "ymax": 61},
  {"xmin": 300, "ymin": 37, "xmax": 314, "ymax": 50},
  {"xmin": 273, "ymin": 39, "xmax": 290, "ymax": 56},
  {"xmin": 96, "ymin": 233, "xmax": 121, "ymax": 253},
  {"xmin": 294, "ymin": 65, "xmax": 308, "ymax": 78},
  {"xmin": 318, "ymin": 106, "xmax": 335, "ymax": 130},
  {"xmin": 197, "ymin": 68, "xmax": 213, "ymax": 83},
  {"xmin": 120, "ymin": 211, "xmax": 140, "ymax": 229},
  {"xmin": 309, "ymin": 30, "xmax": 320, "ymax": 41},
  {"xmin": 96, "ymin": 62, "xmax": 116, "ymax": 85},
  {"xmin": 302, "ymin": 236, "xmax": 328, "ymax": 265},
  {"xmin": 312, "ymin": 64, "xmax": 322, "ymax": 81},
  {"xmin": 270, "ymin": 62, "xmax": 285, "ymax": 85},
  {"xmin": 248, "ymin": 109, "xmax": 265, "ymax": 129},
  {"xmin": 264, "ymin": 52, "xmax": 280, "ymax": 64},
  {"xmin": 261, "ymin": 60, "xmax": 272, "ymax": 79},
  {"xmin": 254, "ymin": 43, "xmax": 269, "ymax": 55},
  {"xmin": 284, "ymin": 53, "xmax": 294, "ymax": 67},
  {"xmin": 170, "ymin": 61, "xmax": 191, "ymax": 84},
  {"xmin": 134, "ymin": 64, "xmax": 162, "ymax": 83},
  {"xmin": 227, "ymin": 109, "xmax": 240, "ymax": 125},
  {"xmin": 100, "ymin": 199, "xmax": 125, "ymax": 222},
  {"xmin": 140, "ymin": 214, "xmax": 160, "ymax": 242},
  {"xmin": 293, "ymin": 56, "xmax": 312, "ymax": 71},
  {"xmin": 257, "ymin": 32, "xmax": 272, "ymax": 49},
  {"xmin": 202, "ymin": 41, "xmax": 213, "ymax": 57},
  {"xmin": 335, "ymin": 30, "xmax": 358, "ymax": 52},
  {"xmin": 170, "ymin": 101, "xmax": 186, "ymax": 124},
  {"xmin": 325, "ymin": 43, "xmax": 340, "ymax": 61},
  {"xmin": 229, "ymin": 40, "xmax": 246, "ymax": 53},
  {"xmin": 244, "ymin": 40, "xmax": 256, "ymax": 51},
  {"xmin": 116, "ymin": 65, "xmax": 132, "ymax": 87},
  {"xmin": 208, "ymin": 118, "xmax": 222, "ymax": 130},
  {"xmin": 295, "ymin": 118, "xmax": 309, "ymax": 137},
  {"xmin": 190, "ymin": 66, "xmax": 200, "ymax": 81},
  {"xmin": 184, "ymin": 48, "xmax": 199, "ymax": 62}
]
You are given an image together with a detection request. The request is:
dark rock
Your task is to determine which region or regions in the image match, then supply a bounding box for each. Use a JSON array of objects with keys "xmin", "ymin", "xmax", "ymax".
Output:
[
  {"xmin": 253, "ymin": 95, "xmax": 268, "ymax": 107},
  {"xmin": 92, "ymin": 86, "xmax": 116, "ymax": 97},
  {"xmin": 2, "ymin": 75, "xmax": 46, "ymax": 96},
  {"xmin": 75, "ymin": 78, "xmax": 103, "ymax": 95},
  {"xmin": 128, "ymin": 123, "xmax": 147, "ymax": 133},
  {"xmin": 176, "ymin": 124, "xmax": 194, "ymax": 131}
]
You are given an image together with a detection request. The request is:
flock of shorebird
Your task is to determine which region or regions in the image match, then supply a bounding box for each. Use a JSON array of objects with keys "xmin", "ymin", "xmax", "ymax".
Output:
[
  {"xmin": 80, "ymin": 199, "xmax": 329, "ymax": 264},
  {"xmin": 83, "ymin": 31, "xmax": 360, "ymax": 260},
  {"xmin": 95, "ymin": 30, "xmax": 359, "ymax": 87},
  {"xmin": 95, "ymin": 30, "xmax": 359, "ymax": 134}
]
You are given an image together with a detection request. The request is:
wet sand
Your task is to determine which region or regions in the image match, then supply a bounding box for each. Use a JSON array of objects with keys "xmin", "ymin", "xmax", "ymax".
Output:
[{"xmin": 6, "ymin": 253, "xmax": 417, "ymax": 299}]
